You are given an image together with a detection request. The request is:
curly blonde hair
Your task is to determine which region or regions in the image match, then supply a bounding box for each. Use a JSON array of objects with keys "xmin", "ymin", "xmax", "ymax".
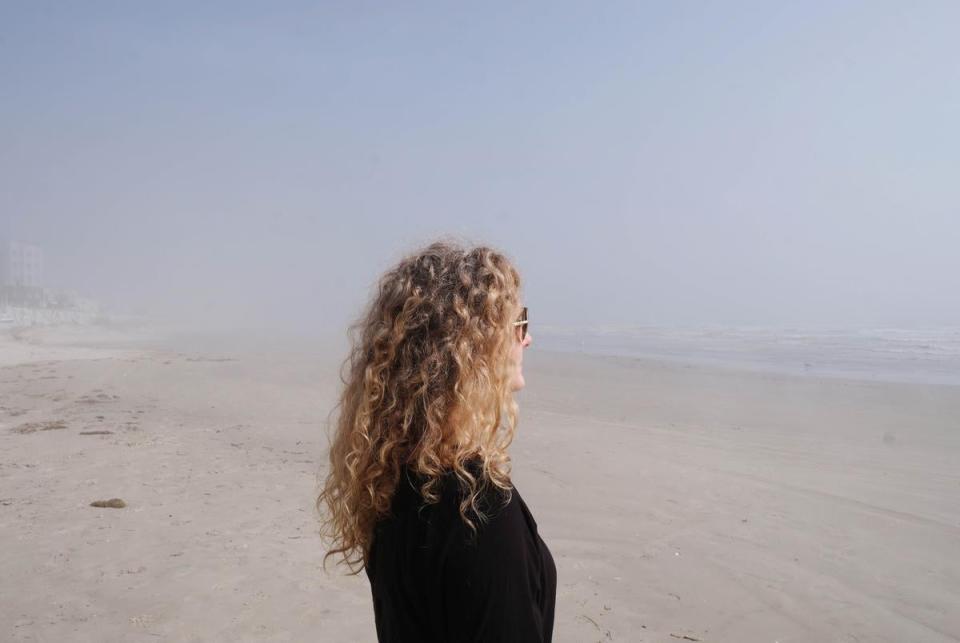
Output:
[{"xmin": 317, "ymin": 240, "xmax": 523, "ymax": 573}]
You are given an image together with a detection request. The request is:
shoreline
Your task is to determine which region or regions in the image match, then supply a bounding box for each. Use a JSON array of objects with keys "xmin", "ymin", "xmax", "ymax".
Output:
[{"xmin": 10, "ymin": 322, "xmax": 960, "ymax": 390}]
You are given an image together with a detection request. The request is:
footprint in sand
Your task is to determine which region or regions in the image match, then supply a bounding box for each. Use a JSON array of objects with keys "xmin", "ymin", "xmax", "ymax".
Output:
[
  {"xmin": 11, "ymin": 420, "xmax": 68, "ymax": 434},
  {"xmin": 76, "ymin": 393, "xmax": 120, "ymax": 404}
]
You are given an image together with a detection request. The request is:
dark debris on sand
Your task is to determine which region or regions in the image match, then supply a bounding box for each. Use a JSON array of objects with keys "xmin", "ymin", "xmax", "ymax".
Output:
[
  {"xmin": 90, "ymin": 498, "xmax": 127, "ymax": 508},
  {"xmin": 11, "ymin": 420, "xmax": 67, "ymax": 434}
]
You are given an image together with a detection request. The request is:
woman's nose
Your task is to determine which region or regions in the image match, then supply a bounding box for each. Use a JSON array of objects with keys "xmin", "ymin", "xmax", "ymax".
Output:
[{"xmin": 523, "ymin": 332, "xmax": 533, "ymax": 347}]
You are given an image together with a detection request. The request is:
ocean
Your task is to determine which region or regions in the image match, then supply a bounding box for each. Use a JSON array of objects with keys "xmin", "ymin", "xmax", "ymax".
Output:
[{"xmin": 534, "ymin": 325, "xmax": 960, "ymax": 387}]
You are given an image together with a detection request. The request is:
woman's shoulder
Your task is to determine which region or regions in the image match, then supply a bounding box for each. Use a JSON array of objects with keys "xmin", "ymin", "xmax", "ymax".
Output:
[{"xmin": 395, "ymin": 460, "xmax": 515, "ymax": 528}]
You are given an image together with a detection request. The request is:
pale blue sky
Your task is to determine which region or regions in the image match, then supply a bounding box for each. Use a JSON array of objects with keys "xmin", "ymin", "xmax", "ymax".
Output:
[{"xmin": 2, "ymin": 2, "xmax": 958, "ymax": 331}]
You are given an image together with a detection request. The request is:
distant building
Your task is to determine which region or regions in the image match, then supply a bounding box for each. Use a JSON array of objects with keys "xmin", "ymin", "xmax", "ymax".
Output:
[
  {"xmin": 0, "ymin": 241, "xmax": 100, "ymax": 322},
  {"xmin": 0, "ymin": 241, "xmax": 44, "ymax": 288}
]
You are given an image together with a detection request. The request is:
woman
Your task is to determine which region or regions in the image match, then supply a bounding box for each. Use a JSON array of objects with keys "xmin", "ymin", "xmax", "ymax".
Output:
[{"xmin": 318, "ymin": 241, "xmax": 556, "ymax": 642}]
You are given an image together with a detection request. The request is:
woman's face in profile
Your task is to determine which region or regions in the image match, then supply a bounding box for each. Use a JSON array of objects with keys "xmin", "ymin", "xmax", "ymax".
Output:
[{"xmin": 510, "ymin": 304, "xmax": 532, "ymax": 391}]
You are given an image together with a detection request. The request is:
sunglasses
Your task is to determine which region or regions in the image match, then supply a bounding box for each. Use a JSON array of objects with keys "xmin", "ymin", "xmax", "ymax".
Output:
[{"xmin": 512, "ymin": 306, "xmax": 528, "ymax": 342}]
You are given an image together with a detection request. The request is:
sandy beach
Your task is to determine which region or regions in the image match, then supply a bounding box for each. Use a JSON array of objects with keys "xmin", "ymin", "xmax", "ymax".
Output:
[{"xmin": 2, "ymin": 324, "xmax": 959, "ymax": 642}]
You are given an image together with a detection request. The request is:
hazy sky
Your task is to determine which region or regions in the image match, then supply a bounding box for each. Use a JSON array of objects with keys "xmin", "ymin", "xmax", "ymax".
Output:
[{"xmin": 2, "ymin": 2, "xmax": 958, "ymax": 332}]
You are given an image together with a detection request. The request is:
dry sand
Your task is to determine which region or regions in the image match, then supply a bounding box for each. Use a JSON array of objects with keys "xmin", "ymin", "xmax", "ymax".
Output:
[{"xmin": 1, "ymin": 325, "xmax": 959, "ymax": 642}]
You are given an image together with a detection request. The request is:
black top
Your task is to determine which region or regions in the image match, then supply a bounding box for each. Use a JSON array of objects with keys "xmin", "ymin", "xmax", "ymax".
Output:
[{"xmin": 365, "ymin": 466, "xmax": 557, "ymax": 642}]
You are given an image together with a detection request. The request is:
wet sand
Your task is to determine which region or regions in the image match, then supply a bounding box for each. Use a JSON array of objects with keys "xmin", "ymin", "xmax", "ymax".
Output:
[{"xmin": 1, "ymin": 325, "xmax": 959, "ymax": 642}]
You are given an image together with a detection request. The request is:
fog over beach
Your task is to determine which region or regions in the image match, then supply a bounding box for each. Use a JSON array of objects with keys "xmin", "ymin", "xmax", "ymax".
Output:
[{"xmin": 3, "ymin": 2, "xmax": 960, "ymax": 642}]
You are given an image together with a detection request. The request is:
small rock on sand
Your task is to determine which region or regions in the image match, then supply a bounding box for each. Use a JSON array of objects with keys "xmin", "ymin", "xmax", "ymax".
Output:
[{"xmin": 90, "ymin": 498, "xmax": 127, "ymax": 508}]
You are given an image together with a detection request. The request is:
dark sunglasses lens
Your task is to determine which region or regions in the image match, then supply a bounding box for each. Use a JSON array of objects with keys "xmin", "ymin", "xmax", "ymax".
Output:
[{"xmin": 518, "ymin": 307, "xmax": 528, "ymax": 340}]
